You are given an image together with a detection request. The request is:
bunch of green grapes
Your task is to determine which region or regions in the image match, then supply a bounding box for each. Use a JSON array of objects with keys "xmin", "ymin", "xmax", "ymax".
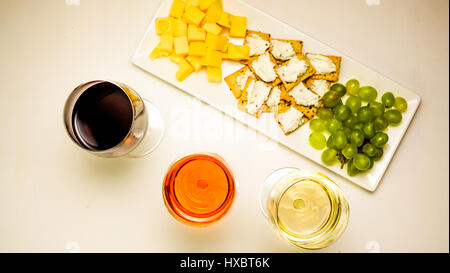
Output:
[{"xmin": 308, "ymin": 79, "xmax": 408, "ymax": 176}]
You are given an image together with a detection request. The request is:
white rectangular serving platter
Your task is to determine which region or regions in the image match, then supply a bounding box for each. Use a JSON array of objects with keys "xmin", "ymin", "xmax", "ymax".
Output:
[{"xmin": 132, "ymin": 0, "xmax": 420, "ymax": 191}]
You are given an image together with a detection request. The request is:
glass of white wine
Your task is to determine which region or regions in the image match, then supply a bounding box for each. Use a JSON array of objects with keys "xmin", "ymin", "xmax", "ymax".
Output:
[{"xmin": 260, "ymin": 168, "xmax": 349, "ymax": 249}]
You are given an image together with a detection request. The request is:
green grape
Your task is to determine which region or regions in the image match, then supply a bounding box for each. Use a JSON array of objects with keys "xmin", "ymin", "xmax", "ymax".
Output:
[
  {"xmin": 362, "ymin": 143, "xmax": 377, "ymax": 157},
  {"xmin": 372, "ymin": 147, "xmax": 384, "ymax": 161},
  {"xmin": 394, "ymin": 97, "xmax": 408, "ymax": 112},
  {"xmin": 321, "ymin": 148, "xmax": 338, "ymax": 166},
  {"xmin": 381, "ymin": 92, "xmax": 395, "ymax": 108},
  {"xmin": 309, "ymin": 132, "xmax": 327, "ymax": 150},
  {"xmin": 358, "ymin": 86, "xmax": 378, "ymax": 102},
  {"xmin": 346, "ymin": 79, "xmax": 360, "ymax": 96},
  {"xmin": 349, "ymin": 129, "xmax": 365, "ymax": 147},
  {"xmin": 317, "ymin": 108, "xmax": 334, "ymax": 120},
  {"xmin": 331, "ymin": 83, "xmax": 347, "ymax": 97},
  {"xmin": 367, "ymin": 157, "xmax": 374, "ymax": 170},
  {"xmin": 362, "ymin": 122, "xmax": 376, "ymax": 138},
  {"xmin": 342, "ymin": 143, "xmax": 358, "ymax": 159},
  {"xmin": 309, "ymin": 119, "xmax": 328, "ymax": 132},
  {"xmin": 322, "ymin": 91, "xmax": 342, "ymax": 108},
  {"xmin": 369, "ymin": 101, "xmax": 385, "ymax": 117},
  {"xmin": 353, "ymin": 153, "xmax": 371, "ymax": 171},
  {"xmin": 347, "ymin": 159, "xmax": 360, "ymax": 176},
  {"xmin": 343, "ymin": 127, "xmax": 352, "ymax": 139},
  {"xmin": 327, "ymin": 118, "xmax": 343, "ymax": 133},
  {"xmin": 345, "ymin": 96, "xmax": 362, "ymax": 113},
  {"xmin": 373, "ymin": 116, "xmax": 389, "ymax": 131},
  {"xmin": 351, "ymin": 122, "xmax": 364, "ymax": 131},
  {"xmin": 358, "ymin": 106, "xmax": 374, "ymax": 123},
  {"xmin": 370, "ymin": 132, "xmax": 389, "ymax": 148},
  {"xmin": 327, "ymin": 134, "xmax": 337, "ymax": 149},
  {"xmin": 333, "ymin": 130, "xmax": 348, "ymax": 150},
  {"xmin": 334, "ymin": 105, "xmax": 351, "ymax": 121},
  {"xmin": 383, "ymin": 109, "xmax": 402, "ymax": 125},
  {"xmin": 343, "ymin": 113, "xmax": 359, "ymax": 128}
]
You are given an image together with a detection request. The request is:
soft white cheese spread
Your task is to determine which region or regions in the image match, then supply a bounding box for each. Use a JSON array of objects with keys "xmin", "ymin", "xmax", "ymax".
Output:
[
  {"xmin": 266, "ymin": 85, "xmax": 282, "ymax": 108},
  {"xmin": 245, "ymin": 80, "xmax": 272, "ymax": 115},
  {"xmin": 306, "ymin": 53, "xmax": 336, "ymax": 75},
  {"xmin": 271, "ymin": 40, "xmax": 296, "ymax": 61},
  {"xmin": 236, "ymin": 69, "xmax": 254, "ymax": 91},
  {"xmin": 247, "ymin": 34, "xmax": 270, "ymax": 56},
  {"xmin": 252, "ymin": 52, "xmax": 278, "ymax": 82},
  {"xmin": 289, "ymin": 82, "xmax": 319, "ymax": 106},
  {"xmin": 277, "ymin": 56, "xmax": 308, "ymax": 83},
  {"xmin": 277, "ymin": 107, "xmax": 304, "ymax": 133},
  {"xmin": 310, "ymin": 79, "xmax": 329, "ymax": 97}
]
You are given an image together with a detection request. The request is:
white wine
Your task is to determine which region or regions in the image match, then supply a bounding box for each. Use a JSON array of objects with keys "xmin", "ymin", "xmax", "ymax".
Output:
[{"xmin": 262, "ymin": 169, "xmax": 349, "ymax": 249}]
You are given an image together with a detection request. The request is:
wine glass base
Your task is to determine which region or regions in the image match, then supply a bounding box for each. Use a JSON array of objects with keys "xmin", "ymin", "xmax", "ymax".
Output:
[{"xmin": 126, "ymin": 99, "xmax": 164, "ymax": 158}]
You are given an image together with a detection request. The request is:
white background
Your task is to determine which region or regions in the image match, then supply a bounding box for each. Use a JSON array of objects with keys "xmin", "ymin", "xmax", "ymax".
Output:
[{"xmin": 0, "ymin": 0, "xmax": 448, "ymax": 252}]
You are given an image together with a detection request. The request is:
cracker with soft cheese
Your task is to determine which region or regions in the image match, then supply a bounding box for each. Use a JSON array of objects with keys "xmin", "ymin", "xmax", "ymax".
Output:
[
  {"xmin": 275, "ymin": 53, "xmax": 316, "ymax": 92},
  {"xmin": 245, "ymin": 30, "xmax": 271, "ymax": 56},
  {"xmin": 224, "ymin": 66, "xmax": 254, "ymax": 99},
  {"xmin": 303, "ymin": 78, "xmax": 331, "ymax": 97},
  {"xmin": 275, "ymin": 104, "xmax": 309, "ymax": 136},
  {"xmin": 306, "ymin": 53, "xmax": 342, "ymax": 82},
  {"xmin": 238, "ymin": 76, "xmax": 273, "ymax": 118},
  {"xmin": 286, "ymin": 82, "xmax": 322, "ymax": 120},
  {"xmin": 269, "ymin": 38, "xmax": 303, "ymax": 63},
  {"xmin": 248, "ymin": 52, "xmax": 281, "ymax": 86}
]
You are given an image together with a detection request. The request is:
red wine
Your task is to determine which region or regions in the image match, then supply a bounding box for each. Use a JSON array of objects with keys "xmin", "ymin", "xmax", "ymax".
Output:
[{"xmin": 72, "ymin": 82, "xmax": 133, "ymax": 151}]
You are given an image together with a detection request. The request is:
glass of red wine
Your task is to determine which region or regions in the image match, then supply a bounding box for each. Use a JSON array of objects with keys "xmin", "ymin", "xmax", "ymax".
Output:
[{"xmin": 63, "ymin": 80, "xmax": 164, "ymax": 157}]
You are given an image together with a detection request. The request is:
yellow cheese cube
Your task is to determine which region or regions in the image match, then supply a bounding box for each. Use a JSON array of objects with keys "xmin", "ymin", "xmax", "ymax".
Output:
[
  {"xmin": 169, "ymin": 0, "xmax": 186, "ymax": 18},
  {"xmin": 205, "ymin": 33, "xmax": 228, "ymax": 52},
  {"xmin": 186, "ymin": 55, "xmax": 203, "ymax": 71},
  {"xmin": 159, "ymin": 33, "xmax": 174, "ymax": 52},
  {"xmin": 188, "ymin": 42, "xmax": 207, "ymax": 56},
  {"xmin": 183, "ymin": 6, "xmax": 205, "ymax": 26},
  {"xmin": 205, "ymin": 1, "xmax": 222, "ymax": 23},
  {"xmin": 217, "ymin": 12, "xmax": 230, "ymax": 28},
  {"xmin": 207, "ymin": 67, "xmax": 222, "ymax": 83},
  {"xmin": 202, "ymin": 22, "xmax": 222, "ymax": 35},
  {"xmin": 229, "ymin": 15, "xmax": 247, "ymax": 38},
  {"xmin": 173, "ymin": 18, "xmax": 187, "ymax": 37},
  {"xmin": 227, "ymin": 43, "xmax": 250, "ymax": 60},
  {"xmin": 169, "ymin": 53, "xmax": 184, "ymax": 64},
  {"xmin": 155, "ymin": 17, "xmax": 174, "ymax": 35},
  {"xmin": 199, "ymin": 0, "xmax": 215, "ymax": 10},
  {"xmin": 187, "ymin": 24, "xmax": 206, "ymax": 41},
  {"xmin": 176, "ymin": 59, "xmax": 194, "ymax": 82},
  {"xmin": 204, "ymin": 48, "xmax": 223, "ymax": 67},
  {"xmin": 174, "ymin": 36, "xmax": 189, "ymax": 55},
  {"xmin": 149, "ymin": 46, "xmax": 170, "ymax": 60}
]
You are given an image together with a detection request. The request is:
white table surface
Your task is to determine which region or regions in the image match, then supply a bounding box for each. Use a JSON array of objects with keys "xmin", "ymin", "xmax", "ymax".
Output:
[{"xmin": 0, "ymin": 0, "xmax": 448, "ymax": 253}]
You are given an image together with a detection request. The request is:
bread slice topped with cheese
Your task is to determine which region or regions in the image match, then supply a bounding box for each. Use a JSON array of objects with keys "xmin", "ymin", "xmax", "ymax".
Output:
[
  {"xmin": 238, "ymin": 76, "xmax": 273, "ymax": 118},
  {"xmin": 265, "ymin": 84, "xmax": 284, "ymax": 112},
  {"xmin": 244, "ymin": 30, "xmax": 271, "ymax": 58},
  {"xmin": 275, "ymin": 54, "xmax": 316, "ymax": 92},
  {"xmin": 306, "ymin": 53, "xmax": 342, "ymax": 82},
  {"xmin": 224, "ymin": 66, "xmax": 255, "ymax": 99},
  {"xmin": 248, "ymin": 52, "xmax": 281, "ymax": 86},
  {"xmin": 269, "ymin": 38, "xmax": 303, "ymax": 63},
  {"xmin": 303, "ymin": 78, "xmax": 331, "ymax": 98},
  {"xmin": 275, "ymin": 104, "xmax": 309, "ymax": 136}
]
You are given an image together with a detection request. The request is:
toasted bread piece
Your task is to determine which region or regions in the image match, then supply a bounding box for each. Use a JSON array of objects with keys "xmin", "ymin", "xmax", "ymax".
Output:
[
  {"xmin": 224, "ymin": 66, "xmax": 254, "ymax": 99},
  {"xmin": 303, "ymin": 78, "xmax": 331, "ymax": 97},
  {"xmin": 269, "ymin": 38, "xmax": 303, "ymax": 62},
  {"xmin": 275, "ymin": 105, "xmax": 309, "ymax": 136},
  {"xmin": 238, "ymin": 77, "xmax": 272, "ymax": 118},
  {"xmin": 248, "ymin": 52, "xmax": 281, "ymax": 86},
  {"xmin": 306, "ymin": 53, "xmax": 342, "ymax": 82},
  {"xmin": 276, "ymin": 54, "xmax": 316, "ymax": 92}
]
